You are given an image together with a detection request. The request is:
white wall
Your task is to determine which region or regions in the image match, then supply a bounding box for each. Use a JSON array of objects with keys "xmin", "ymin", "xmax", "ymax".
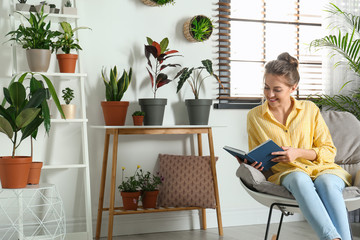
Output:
[{"xmin": 0, "ymin": 0, "xmax": 302, "ymax": 237}]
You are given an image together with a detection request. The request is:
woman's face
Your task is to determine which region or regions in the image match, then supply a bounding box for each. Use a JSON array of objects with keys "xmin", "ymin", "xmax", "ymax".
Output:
[{"xmin": 264, "ymin": 74, "xmax": 297, "ymax": 108}]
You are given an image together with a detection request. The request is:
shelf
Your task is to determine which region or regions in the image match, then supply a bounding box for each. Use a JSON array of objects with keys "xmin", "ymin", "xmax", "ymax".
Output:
[
  {"xmin": 51, "ymin": 118, "xmax": 88, "ymax": 123},
  {"xmin": 13, "ymin": 11, "xmax": 79, "ymax": 20},
  {"xmin": 42, "ymin": 164, "xmax": 87, "ymax": 169},
  {"xmin": 109, "ymin": 206, "xmax": 203, "ymax": 215},
  {"xmin": 14, "ymin": 72, "xmax": 87, "ymax": 77}
]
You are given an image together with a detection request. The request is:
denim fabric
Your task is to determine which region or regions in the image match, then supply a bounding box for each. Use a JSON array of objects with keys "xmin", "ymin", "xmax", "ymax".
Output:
[{"xmin": 282, "ymin": 171, "xmax": 352, "ymax": 240}]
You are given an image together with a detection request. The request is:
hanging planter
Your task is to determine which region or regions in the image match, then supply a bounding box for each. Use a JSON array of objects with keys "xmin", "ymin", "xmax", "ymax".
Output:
[
  {"xmin": 183, "ymin": 15, "xmax": 214, "ymax": 42},
  {"xmin": 141, "ymin": 0, "xmax": 175, "ymax": 6}
]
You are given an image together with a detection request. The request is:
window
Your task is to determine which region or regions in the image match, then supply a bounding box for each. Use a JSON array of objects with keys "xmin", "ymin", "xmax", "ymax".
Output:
[{"xmin": 215, "ymin": 0, "xmax": 324, "ymax": 109}]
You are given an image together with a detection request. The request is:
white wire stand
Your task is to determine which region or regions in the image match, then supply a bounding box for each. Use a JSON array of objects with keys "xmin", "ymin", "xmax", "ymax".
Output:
[{"xmin": 0, "ymin": 184, "xmax": 66, "ymax": 240}]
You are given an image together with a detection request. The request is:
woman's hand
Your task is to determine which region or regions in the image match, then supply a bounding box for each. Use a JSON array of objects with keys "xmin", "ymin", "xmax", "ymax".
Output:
[
  {"xmin": 271, "ymin": 146, "xmax": 298, "ymax": 163},
  {"xmin": 236, "ymin": 156, "xmax": 264, "ymax": 171}
]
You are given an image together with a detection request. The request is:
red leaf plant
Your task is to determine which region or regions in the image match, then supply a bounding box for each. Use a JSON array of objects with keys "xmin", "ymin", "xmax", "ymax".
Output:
[{"xmin": 144, "ymin": 37, "xmax": 182, "ymax": 98}]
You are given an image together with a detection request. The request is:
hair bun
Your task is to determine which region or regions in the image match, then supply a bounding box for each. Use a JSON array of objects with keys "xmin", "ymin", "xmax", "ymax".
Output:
[{"xmin": 277, "ymin": 52, "xmax": 298, "ymax": 68}]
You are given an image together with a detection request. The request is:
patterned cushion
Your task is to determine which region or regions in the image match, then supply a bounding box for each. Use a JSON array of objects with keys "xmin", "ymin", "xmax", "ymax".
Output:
[{"xmin": 157, "ymin": 154, "xmax": 217, "ymax": 208}]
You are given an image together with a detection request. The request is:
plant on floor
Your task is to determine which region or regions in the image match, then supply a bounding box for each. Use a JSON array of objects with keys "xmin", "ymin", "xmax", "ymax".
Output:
[
  {"xmin": 118, "ymin": 166, "xmax": 141, "ymax": 192},
  {"xmin": 176, "ymin": 59, "xmax": 222, "ymax": 99},
  {"xmin": 309, "ymin": 3, "xmax": 360, "ymax": 119},
  {"xmin": 102, "ymin": 66, "xmax": 132, "ymax": 101},
  {"xmin": 62, "ymin": 87, "xmax": 74, "ymax": 105},
  {"xmin": 144, "ymin": 37, "xmax": 182, "ymax": 98}
]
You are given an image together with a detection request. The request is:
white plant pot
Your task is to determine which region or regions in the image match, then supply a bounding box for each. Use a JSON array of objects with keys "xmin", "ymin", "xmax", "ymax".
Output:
[
  {"xmin": 16, "ymin": 3, "xmax": 31, "ymax": 11},
  {"xmin": 35, "ymin": 5, "xmax": 50, "ymax": 13},
  {"xmin": 61, "ymin": 104, "xmax": 76, "ymax": 119},
  {"xmin": 62, "ymin": 7, "xmax": 77, "ymax": 15}
]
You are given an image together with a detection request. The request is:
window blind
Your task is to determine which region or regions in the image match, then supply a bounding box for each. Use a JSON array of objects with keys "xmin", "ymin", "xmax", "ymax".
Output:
[{"xmin": 216, "ymin": 0, "xmax": 324, "ymax": 108}]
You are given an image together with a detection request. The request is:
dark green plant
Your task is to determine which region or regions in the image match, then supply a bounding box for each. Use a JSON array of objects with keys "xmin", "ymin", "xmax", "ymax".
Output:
[
  {"xmin": 55, "ymin": 21, "xmax": 90, "ymax": 54},
  {"xmin": 132, "ymin": 111, "xmax": 145, "ymax": 116},
  {"xmin": 118, "ymin": 166, "xmax": 141, "ymax": 192},
  {"xmin": 64, "ymin": 0, "xmax": 72, "ymax": 7},
  {"xmin": 152, "ymin": 0, "xmax": 175, "ymax": 6},
  {"xmin": 136, "ymin": 169, "xmax": 163, "ymax": 191},
  {"xmin": 144, "ymin": 37, "xmax": 182, "ymax": 98},
  {"xmin": 101, "ymin": 66, "xmax": 132, "ymax": 101},
  {"xmin": 176, "ymin": 59, "xmax": 222, "ymax": 99},
  {"xmin": 309, "ymin": 3, "xmax": 360, "ymax": 117},
  {"xmin": 190, "ymin": 16, "xmax": 213, "ymax": 42},
  {"xmin": 62, "ymin": 87, "xmax": 74, "ymax": 105},
  {"xmin": 6, "ymin": 6, "xmax": 61, "ymax": 51}
]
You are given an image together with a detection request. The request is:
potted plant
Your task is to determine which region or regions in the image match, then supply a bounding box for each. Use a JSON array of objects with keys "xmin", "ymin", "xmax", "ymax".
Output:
[
  {"xmin": 118, "ymin": 166, "xmax": 141, "ymax": 210},
  {"xmin": 35, "ymin": 1, "xmax": 50, "ymax": 13},
  {"xmin": 136, "ymin": 169, "xmax": 163, "ymax": 209},
  {"xmin": 55, "ymin": 21, "xmax": 90, "ymax": 73},
  {"xmin": 61, "ymin": 87, "xmax": 76, "ymax": 119},
  {"xmin": 6, "ymin": 7, "xmax": 61, "ymax": 72},
  {"xmin": 141, "ymin": 0, "xmax": 175, "ymax": 7},
  {"xmin": 16, "ymin": 0, "xmax": 31, "ymax": 11},
  {"xmin": 62, "ymin": 0, "xmax": 77, "ymax": 15},
  {"xmin": 176, "ymin": 59, "xmax": 222, "ymax": 125},
  {"xmin": 0, "ymin": 72, "xmax": 64, "ymax": 188},
  {"xmin": 183, "ymin": 15, "xmax": 214, "ymax": 42},
  {"xmin": 139, "ymin": 37, "xmax": 182, "ymax": 125},
  {"xmin": 132, "ymin": 111, "xmax": 145, "ymax": 126},
  {"xmin": 101, "ymin": 66, "xmax": 132, "ymax": 126}
]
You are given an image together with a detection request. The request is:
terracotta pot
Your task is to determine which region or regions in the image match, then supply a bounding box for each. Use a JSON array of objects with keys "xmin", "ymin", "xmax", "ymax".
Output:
[
  {"xmin": 121, "ymin": 191, "xmax": 141, "ymax": 210},
  {"xmin": 61, "ymin": 104, "xmax": 76, "ymax": 119},
  {"xmin": 101, "ymin": 101, "xmax": 129, "ymax": 126},
  {"xmin": 0, "ymin": 156, "xmax": 32, "ymax": 188},
  {"xmin": 141, "ymin": 190, "xmax": 159, "ymax": 209},
  {"xmin": 132, "ymin": 116, "xmax": 144, "ymax": 126},
  {"xmin": 57, "ymin": 54, "xmax": 78, "ymax": 73},
  {"xmin": 28, "ymin": 162, "xmax": 43, "ymax": 185}
]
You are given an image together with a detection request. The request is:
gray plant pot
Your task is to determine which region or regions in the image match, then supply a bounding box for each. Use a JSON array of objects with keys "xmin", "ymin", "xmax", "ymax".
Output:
[
  {"xmin": 16, "ymin": 3, "xmax": 31, "ymax": 11},
  {"xmin": 26, "ymin": 49, "xmax": 51, "ymax": 72},
  {"xmin": 185, "ymin": 99, "xmax": 212, "ymax": 125},
  {"xmin": 139, "ymin": 98, "xmax": 167, "ymax": 126}
]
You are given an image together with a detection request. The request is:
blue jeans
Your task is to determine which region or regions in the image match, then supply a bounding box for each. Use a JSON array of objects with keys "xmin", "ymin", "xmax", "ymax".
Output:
[{"xmin": 281, "ymin": 171, "xmax": 351, "ymax": 240}]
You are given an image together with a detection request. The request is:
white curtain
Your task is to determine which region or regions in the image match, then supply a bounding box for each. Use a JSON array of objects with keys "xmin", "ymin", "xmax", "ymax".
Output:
[
  {"xmin": 323, "ymin": 0, "xmax": 360, "ymax": 95},
  {"xmin": 323, "ymin": 0, "xmax": 360, "ymax": 223}
]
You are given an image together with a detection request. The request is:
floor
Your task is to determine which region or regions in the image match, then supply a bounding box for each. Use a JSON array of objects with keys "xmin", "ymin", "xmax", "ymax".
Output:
[{"xmin": 99, "ymin": 221, "xmax": 360, "ymax": 240}]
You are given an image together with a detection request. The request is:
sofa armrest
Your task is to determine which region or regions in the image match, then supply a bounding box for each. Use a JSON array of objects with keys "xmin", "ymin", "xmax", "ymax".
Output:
[{"xmin": 354, "ymin": 170, "xmax": 360, "ymax": 188}]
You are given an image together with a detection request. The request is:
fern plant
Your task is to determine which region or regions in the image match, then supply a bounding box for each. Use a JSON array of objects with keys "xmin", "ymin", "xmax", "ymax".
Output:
[{"xmin": 309, "ymin": 3, "xmax": 360, "ymax": 119}]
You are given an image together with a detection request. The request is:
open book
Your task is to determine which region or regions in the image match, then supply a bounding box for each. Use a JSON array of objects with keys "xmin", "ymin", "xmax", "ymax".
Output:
[{"xmin": 223, "ymin": 139, "xmax": 283, "ymax": 170}]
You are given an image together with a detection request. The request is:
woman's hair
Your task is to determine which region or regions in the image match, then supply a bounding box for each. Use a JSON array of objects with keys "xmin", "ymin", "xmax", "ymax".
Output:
[{"xmin": 264, "ymin": 52, "xmax": 300, "ymax": 87}]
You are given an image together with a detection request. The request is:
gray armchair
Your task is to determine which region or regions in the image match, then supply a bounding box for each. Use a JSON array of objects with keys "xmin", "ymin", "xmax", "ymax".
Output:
[{"xmin": 237, "ymin": 110, "xmax": 360, "ymax": 240}]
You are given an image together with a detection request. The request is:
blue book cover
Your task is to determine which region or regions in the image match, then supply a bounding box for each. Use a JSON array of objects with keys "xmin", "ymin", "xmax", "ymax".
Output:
[{"xmin": 223, "ymin": 139, "xmax": 283, "ymax": 170}]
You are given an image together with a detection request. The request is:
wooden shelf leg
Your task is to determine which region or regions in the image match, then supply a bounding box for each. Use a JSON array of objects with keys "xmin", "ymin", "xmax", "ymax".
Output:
[
  {"xmin": 108, "ymin": 131, "xmax": 119, "ymax": 240},
  {"xmin": 201, "ymin": 208, "xmax": 207, "ymax": 230},
  {"xmin": 96, "ymin": 132, "xmax": 110, "ymax": 239},
  {"xmin": 207, "ymin": 129, "xmax": 223, "ymax": 236}
]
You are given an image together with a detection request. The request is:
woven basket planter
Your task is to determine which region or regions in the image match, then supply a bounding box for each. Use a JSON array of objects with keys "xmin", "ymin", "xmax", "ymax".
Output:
[
  {"xmin": 141, "ymin": 0, "xmax": 159, "ymax": 6},
  {"xmin": 183, "ymin": 15, "xmax": 213, "ymax": 42}
]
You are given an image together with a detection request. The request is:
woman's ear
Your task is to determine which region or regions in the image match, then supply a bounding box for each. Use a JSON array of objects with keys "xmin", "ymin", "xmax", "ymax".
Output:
[{"xmin": 290, "ymin": 84, "xmax": 298, "ymax": 93}]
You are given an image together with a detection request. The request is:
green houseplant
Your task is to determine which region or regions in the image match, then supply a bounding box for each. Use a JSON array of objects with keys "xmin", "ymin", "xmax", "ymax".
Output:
[
  {"xmin": 118, "ymin": 166, "xmax": 141, "ymax": 210},
  {"xmin": 6, "ymin": 6, "xmax": 61, "ymax": 72},
  {"xmin": 136, "ymin": 169, "xmax": 163, "ymax": 208},
  {"xmin": 139, "ymin": 37, "xmax": 182, "ymax": 125},
  {"xmin": 101, "ymin": 66, "xmax": 132, "ymax": 126},
  {"xmin": 55, "ymin": 21, "xmax": 90, "ymax": 73},
  {"xmin": 132, "ymin": 110, "xmax": 145, "ymax": 126},
  {"xmin": 183, "ymin": 15, "xmax": 214, "ymax": 42},
  {"xmin": 141, "ymin": 0, "xmax": 175, "ymax": 7},
  {"xmin": 0, "ymin": 72, "xmax": 64, "ymax": 188},
  {"xmin": 61, "ymin": 87, "xmax": 76, "ymax": 119},
  {"xmin": 176, "ymin": 59, "xmax": 222, "ymax": 125},
  {"xmin": 309, "ymin": 3, "xmax": 360, "ymax": 120}
]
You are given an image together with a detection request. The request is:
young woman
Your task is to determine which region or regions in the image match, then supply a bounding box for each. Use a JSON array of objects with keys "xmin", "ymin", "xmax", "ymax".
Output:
[{"xmin": 242, "ymin": 52, "xmax": 352, "ymax": 240}]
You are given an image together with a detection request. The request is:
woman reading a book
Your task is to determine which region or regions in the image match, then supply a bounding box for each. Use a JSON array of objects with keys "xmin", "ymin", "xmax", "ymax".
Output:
[{"xmin": 240, "ymin": 52, "xmax": 352, "ymax": 240}]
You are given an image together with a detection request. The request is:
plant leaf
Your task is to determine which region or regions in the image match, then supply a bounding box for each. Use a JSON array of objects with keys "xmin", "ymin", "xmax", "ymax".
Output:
[
  {"xmin": 15, "ymin": 108, "xmax": 41, "ymax": 129},
  {"xmin": 0, "ymin": 117, "xmax": 13, "ymax": 139}
]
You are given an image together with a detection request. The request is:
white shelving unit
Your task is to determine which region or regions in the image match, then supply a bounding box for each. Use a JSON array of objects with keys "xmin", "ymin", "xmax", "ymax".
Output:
[{"xmin": 8, "ymin": 0, "xmax": 93, "ymax": 239}]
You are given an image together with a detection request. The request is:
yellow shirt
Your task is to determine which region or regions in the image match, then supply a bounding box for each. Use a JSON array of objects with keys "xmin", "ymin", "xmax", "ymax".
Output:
[{"xmin": 247, "ymin": 97, "xmax": 352, "ymax": 186}]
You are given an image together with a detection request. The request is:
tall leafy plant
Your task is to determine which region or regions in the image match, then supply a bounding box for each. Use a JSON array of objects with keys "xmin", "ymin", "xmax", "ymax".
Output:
[{"xmin": 309, "ymin": 3, "xmax": 360, "ymax": 119}]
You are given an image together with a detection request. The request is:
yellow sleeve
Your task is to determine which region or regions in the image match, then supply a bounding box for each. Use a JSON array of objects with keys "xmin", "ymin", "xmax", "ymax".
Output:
[
  {"xmin": 247, "ymin": 110, "xmax": 262, "ymax": 151},
  {"xmin": 312, "ymin": 106, "xmax": 336, "ymax": 164}
]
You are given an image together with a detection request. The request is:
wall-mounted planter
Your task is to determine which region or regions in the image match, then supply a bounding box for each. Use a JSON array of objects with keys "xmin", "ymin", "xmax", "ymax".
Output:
[
  {"xmin": 183, "ymin": 15, "xmax": 213, "ymax": 42},
  {"xmin": 141, "ymin": 0, "xmax": 175, "ymax": 7}
]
